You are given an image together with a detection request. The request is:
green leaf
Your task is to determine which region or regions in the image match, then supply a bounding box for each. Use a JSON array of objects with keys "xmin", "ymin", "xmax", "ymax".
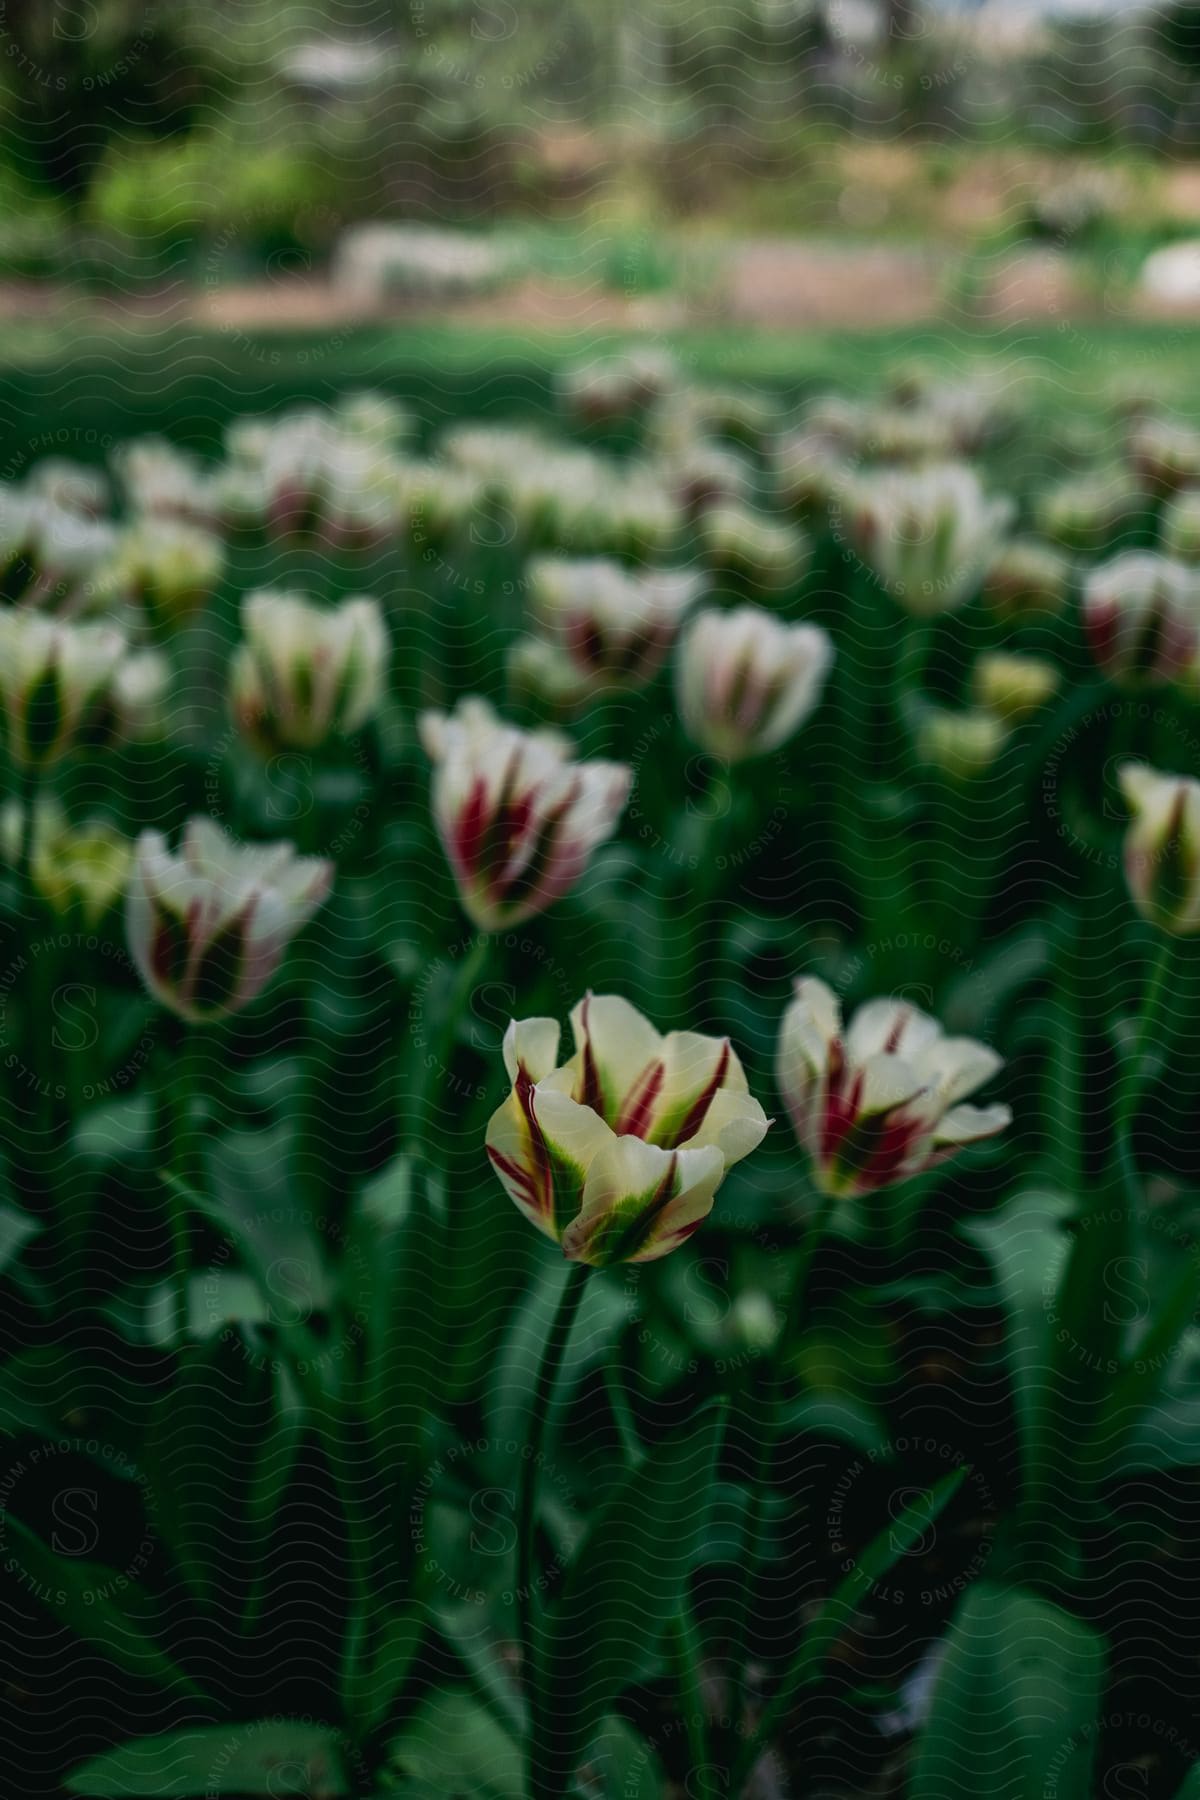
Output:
[
  {"xmin": 910, "ymin": 1583, "xmax": 1105, "ymax": 1800},
  {"xmin": 734, "ymin": 1467, "xmax": 968, "ymax": 1790},
  {"xmin": 350, "ymin": 1156, "xmax": 444, "ymax": 1478},
  {"xmin": 388, "ymin": 1689, "xmax": 524, "ymax": 1798},
  {"xmin": 532, "ymin": 1400, "xmax": 726, "ymax": 1800},
  {"xmin": 65, "ymin": 1719, "xmax": 349, "ymax": 1796},
  {"xmin": 580, "ymin": 1717, "xmax": 665, "ymax": 1799},
  {"xmin": 343, "ymin": 1606, "xmax": 423, "ymax": 1740},
  {"xmin": 0, "ymin": 1200, "xmax": 38, "ymax": 1272},
  {"xmin": 5, "ymin": 1517, "xmax": 202, "ymax": 1698}
]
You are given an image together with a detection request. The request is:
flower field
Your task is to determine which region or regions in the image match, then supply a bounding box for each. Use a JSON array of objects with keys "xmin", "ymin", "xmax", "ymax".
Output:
[{"xmin": 3, "ymin": 314, "xmax": 1200, "ymax": 1800}]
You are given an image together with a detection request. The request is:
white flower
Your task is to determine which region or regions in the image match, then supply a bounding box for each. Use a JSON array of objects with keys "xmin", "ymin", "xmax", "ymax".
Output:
[
  {"xmin": 487, "ymin": 994, "xmax": 769, "ymax": 1267},
  {"xmin": 420, "ymin": 697, "xmax": 630, "ymax": 932},
  {"xmin": 777, "ymin": 977, "xmax": 1010, "ymax": 1198},
  {"xmin": 126, "ymin": 818, "xmax": 333, "ymax": 1023},
  {"xmin": 675, "ymin": 606, "xmax": 834, "ymax": 763}
]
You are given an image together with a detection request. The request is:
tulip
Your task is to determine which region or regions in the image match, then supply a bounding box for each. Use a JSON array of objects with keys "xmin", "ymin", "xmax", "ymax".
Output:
[
  {"xmin": 699, "ymin": 502, "xmax": 811, "ymax": 590},
  {"xmin": 1037, "ymin": 466, "xmax": 1140, "ymax": 554},
  {"xmin": 1119, "ymin": 764, "xmax": 1200, "ymax": 936},
  {"xmin": 1128, "ymin": 415, "xmax": 1200, "ymax": 500},
  {"xmin": 558, "ymin": 349, "xmax": 679, "ymax": 424},
  {"xmin": 111, "ymin": 438, "xmax": 224, "ymax": 527},
  {"xmin": 487, "ymin": 994, "xmax": 770, "ymax": 1267},
  {"xmin": 106, "ymin": 518, "xmax": 225, "ymax": 621},
  {"xmin": 108, "ymin": 651, "xmax": 173, "ymax": 745},
  {"xmin": 27, "ymin": 459, "xmax": 111, "ymax": 519},
  {"xmin": 1081, "ymin": 552, "xmax": 1199, "ymax": 687},
  {"xmin": 774, "ymin": 428, "xmax": 851, "ymax": 518},
  {"xmin": 777, "ymin": 977, "xmax": 1010, "ymax": 1199},
  {"xmin": 419, "ymin": 697, "xmax": 631, "ymax": 932},
  {"xmin": 527, "ymin": 555, "xmax": 702, "ymax": 690},
  {"xmin": 917, "ymin": 707, "xmax": 1008, "ymax": 781},
  {"xmin": 33, "ymin": 809, "xmax": 133, "ymax": 925},
  {"xmin": 972, "ymin": 653, "xmax": 1061, "ymax": 723},
  {"xmin": 506, "ymin": 636, "xmax": 596, "ymax": 721},
  {"xmin": 126, "ymin": 818, "xmax": 334, "ymax": 1023},
  {"xmin": 1, "ymin": 801, "xmax": 132, "ymax": 924},
  {"xmin": 1160, "ymin": 489, "xmax": 1200, "ymax": 564},
  {"xmin": 840, "ymin": 462, "xmax": 1014, "ymax": 615},
  {"xmin": 675, "ymin": 606, "xmax": 834, "ymax": 764},
  {"xmin": 0, "ymin": 614, "xmax": 125, "ymax": 767},
  {"xmin": 980, "ymin": 538, "xmax": 1072, "ymax": 622},
  {"xmin": 229, "ymin": 589, "xmax": 388, "ymax": 755}
]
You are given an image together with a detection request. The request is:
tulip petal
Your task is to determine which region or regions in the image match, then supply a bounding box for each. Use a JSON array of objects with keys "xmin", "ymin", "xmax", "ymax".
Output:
[
  {"xmin": 569, "ymin": 993, "xmax": 664, "ymax": 1125},
  {"xmin": 502, "ymin": 1017, "xmax": 561, "ymax": 1086},
  {"xmin": 679, "ymin": 1085, "xmax": 771, "ymax": 1167},
  {"xmin": 846, "ymin": 998, "xmax": 940, "ymax": 1065},
  {"xmin": 562, "ymin": 1136, "xmax": 725, "ymax": 1268},
  {"xmin": 931, "ymin": 1102, "xmax": 1012, "ymax": 1147}
]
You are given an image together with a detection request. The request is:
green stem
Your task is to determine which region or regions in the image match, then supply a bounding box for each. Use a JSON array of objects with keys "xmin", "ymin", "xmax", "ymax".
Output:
[
  {"xmin": 727, "ymin": 1190, "xmax": 836, "ymax": 1709},
  {"xmin": 406, "ymin": 931, "xmax": 491, "ymax": 1154},
  {"xmin": 516, "ymin": 1263, "xmax": 589, "ymax": 1711},
  {"xmin": 163, "ymin": 1025, "xmax": 207, "ymax": 1335},
  {"xmin": 1113, "ymin": 935, "xmax": 1176, "ymax": 1209},
  {"xmin": 668, "ymin": 1608, "xmax": 713, "ymax": 1798}
]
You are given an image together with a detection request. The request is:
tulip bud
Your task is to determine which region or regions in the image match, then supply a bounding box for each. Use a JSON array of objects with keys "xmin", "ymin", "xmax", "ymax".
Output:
[
  {"xmin": 841, "ymin": 462, "xmax": 1014, "ymax": 615},
  {"xmin": 1119, "ymin": 763, "xmax": 1200, "ymax": 936},
  {"xmin": 558, "ymin": 349, "xmax": 678, "ymax": 424},
  {"xmin": 229, "ymin": 590, "xmax": 388, "ymax": 756},
  {"xmin": 777, "ymin": 977, "xmax": 1010, "ymax": 1199},
  {"xmin": 917, "ymin": 707, "xmax": 1008, "ymax": 781},
  {"xmin": 27, "ymin": 459, "xmax": 110, "ymax": 519},
  {"xmin": 487, "ymin": 994, "xmax": 769, "ymax": 1267},
  {"xmin": 126, "ymin": 818, "xmax": 333, "ymax": 1023},
  {"xmin": 506, "ymin": 636, "xmax": 599, "ymax": 721},
  {"xmin": 972, "ymin": 653, "xmax": 1061, "ymax": 723},
  {"xmin": 1128, "ymin": 415, "xmax": 1200, "ymax": 500},
  {"xmin": 1160, "ymin": 488, "xmax": 1200, "ymax": 564},
  {"xmin": 1037, "ymin": 466, "xmax": 1140, "ymax": 553},
  {"xmin": 676, "ymin": 606, "xmax": 834, "ymax": 764},
  {"xmin": 1081, "ymin": 552, "xmax": 1200, "ymax": 687},
  {"xmin": 31, "ymin": 810, "xmax": 133, "ymax": 926},
  {"xmin": 109, "ymin": 651, "xmax": 173, "ymax": 745},
  {"xmin": 420, "ymin": 697, "xmax": 631, "ymax": 932},
  {"xmin": 980, "ymin": 538, "xmax": 1072, "ymax": 622},
  {"xmin": 107, "ymin": 518, "xmax": 225, "ymax": 621},
  {"xmin": 699, "ymin": 502, "xmax": 811, "ymax": 591},
  {"xmin": 527, "ymin": 556, "xmax": 701, "ymax": 691},
  {"xmin": 773, "ymin": 429, "xmax": 849, "ymax": 518},
  {"xmin": 0, "ymin": 614, "xmax": 125, "ymax": 767}
]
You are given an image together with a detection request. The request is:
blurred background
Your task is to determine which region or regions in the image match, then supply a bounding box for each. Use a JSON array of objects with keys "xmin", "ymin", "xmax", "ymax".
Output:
[{"xmin": 2, "ymin": 0, "xmax": 1200, "ymax": 352}]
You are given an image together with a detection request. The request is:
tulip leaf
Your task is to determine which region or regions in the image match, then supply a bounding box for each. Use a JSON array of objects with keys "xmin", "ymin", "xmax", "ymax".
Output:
[
  {"xmin": 65, "ymin": 1719, "xmax": 349, "ymax": 1796},
  {"xmin": 5, "ymin": 1516, "xmax": 202, "ymax": 1698},
  {"xmin": 0, "ymin": 1200, "xmax": 38, "ymax": 1272},
  {"xmin": 349, "ymin": 1154, "xmax": 444, "ymax": 1478},
  {"xmin": 387, "ymin": 1689, "xmax": 524, "ymax": 1798},
  {"xmin": 909, "ymin": 1583, "xmax": 1104, "ymax": 1800},
  {"xmin": 531, "ymin": 1398, "xmax": 726, "ymax": 1800},
  {"xmin": 733, "ymin": 1465, "xmax": 968, "ymax": 1790}
]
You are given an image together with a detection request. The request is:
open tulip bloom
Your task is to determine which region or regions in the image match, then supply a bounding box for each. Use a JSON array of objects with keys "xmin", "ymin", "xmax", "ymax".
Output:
[
  {"xmin": 127, "ymin": 817, "xmax": 334, "ymax": 1023},
  {"xmin": 676, "ymin": 606, "xmax": 834, "ymax": 764},
  {"xmin": 420, "ymin": 697, "xmax": 631, "ymax": 932},
  {"xmin": 778, "ymin": 978, "xmax": 1010, "ymax": 1199},
  {"xmin": 1081, "ymin": 552, "xmax": 1200, "ymax": 687},
  {"xmin": 487, "ymin": 994, "xmax": 770, "ymax": 1267},
  {"xmin": 526, "ymin": 554, "xmax": 701, "ymax": 690},
  {"xmin": 229, "ymin": 588, "xmax": 388, "ymax": 754},
  {"xmin": 1119, "ymin": 763, "xmax": 1200, "ymax": 935}
]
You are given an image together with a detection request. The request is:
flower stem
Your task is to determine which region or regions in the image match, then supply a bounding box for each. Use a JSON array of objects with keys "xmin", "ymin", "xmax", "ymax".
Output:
[
  {"xmin": 162, "ymin": 1024, "xmax": 206, "ymax": 1336},
  {"xmin": 516, "ymin": 1262, "xmax": 589, "ymax": 1704},
  {"xmin": 727, "ymin": 1189, "xmax": 835, "ymax": 1707},
  {"xmin": 1114, "ymin": 934, "xmax": 1176, "ymax": 1208}
]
